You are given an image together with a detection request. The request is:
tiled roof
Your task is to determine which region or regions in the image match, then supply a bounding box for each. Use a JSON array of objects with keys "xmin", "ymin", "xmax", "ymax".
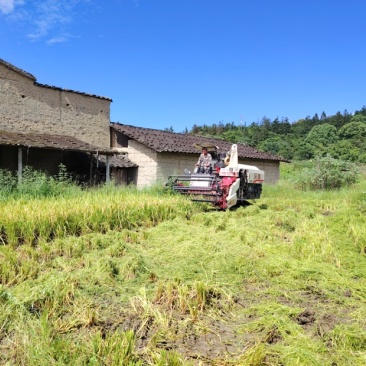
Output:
[
  {"xmin": 0, "ymin": 58, "xmax": 112, "ymax": 101},
  {"xmin": 0, "ymin": 58, "xmax": 36, "ymax": 80},
  {"xmin": 96, "ymin": 154, "xmax": 138, "ymax": 168},
  {"xmin": 34, "ymin": 82, "xmax": 112, "ymax": 101},
  {"xmin": 0, "ymin": 130, "xmax": 114, "ymax": 155},
  {"xmin": 111, "ymin": 123, "xmax": 287, "ymax": 162}
]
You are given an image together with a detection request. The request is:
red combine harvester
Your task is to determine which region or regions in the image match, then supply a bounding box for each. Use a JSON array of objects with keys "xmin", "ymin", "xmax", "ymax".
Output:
[{"xmin": 167, "ymin": 144, "xmax": 264, "ymax": 209}]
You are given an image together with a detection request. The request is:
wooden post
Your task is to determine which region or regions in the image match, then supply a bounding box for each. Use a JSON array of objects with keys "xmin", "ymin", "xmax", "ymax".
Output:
[
  {"xmin": 106, "ymin": 155, "xmax": 111, "ymax": 184},
  {"xmin": 89, "ymin": 153, "xmax": 93, "ymax": 185},
  {"xmin": 17, "ymin": 147, "xmax": 23, "ymax": 183}
]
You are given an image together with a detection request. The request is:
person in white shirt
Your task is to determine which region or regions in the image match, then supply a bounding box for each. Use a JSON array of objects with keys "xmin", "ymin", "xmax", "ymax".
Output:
[{"xmin": 195, "ymin": 147, "xmax": 212, "ymax": 173}]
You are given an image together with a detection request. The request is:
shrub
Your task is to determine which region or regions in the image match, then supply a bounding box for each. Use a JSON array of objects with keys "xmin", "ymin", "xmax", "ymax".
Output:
[
  {"xmin": 291, "ymin": 155, "xmax": 360, "ymax": 190},
  {"xmin": 17, "ymin": 166, "xmax": 55, "ymax": 197},
  {"xmin": 0, "ymin": 169, "xmax": 17, "ymax": 197},
  {"xmin": 0, "ymin": 165, "xmax": 80, "ymax": 199}
]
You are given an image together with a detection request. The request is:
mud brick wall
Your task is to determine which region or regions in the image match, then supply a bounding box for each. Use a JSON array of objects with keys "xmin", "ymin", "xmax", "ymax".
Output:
[
  {"xmin": 110, "ymin": 127, "xmax": 282, "ymax": 187},
  {"xmin": 126, "ymin": 140, "xmax": 158, "ymax": 187},
  {"xmin": 0, "ymin": 64, "xmax": 111, "ymax": 148},
  {"xmin": 242, "ymin": 159, "xmax": 280, "ymax": 184},
  {"xmin": 157, "ymin": 152, "xmax": 198, "ymax": 180},
  {"xmin": 123, "ymin": 143, "xmax": 280, "ymax": 187},
  {"xmin": 157, "ymin": 153, "xmax": 280, "ymax": 185}
]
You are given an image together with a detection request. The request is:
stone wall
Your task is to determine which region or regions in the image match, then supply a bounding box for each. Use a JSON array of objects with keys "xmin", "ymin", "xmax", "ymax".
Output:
[{"xmin": 0, "ymin": 64, "xmax": 111, "ymax": 148}]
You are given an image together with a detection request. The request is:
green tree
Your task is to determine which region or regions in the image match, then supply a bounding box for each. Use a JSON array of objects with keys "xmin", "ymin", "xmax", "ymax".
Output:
[
  {"xmin": 249, "ymin": 125, "xmax": 269, "ymax": 146},
  {"xmin": 305, "ymin": 123, "xmax": 338, "ymax": 155},
  {"xmin": 277, "ymin": 117, "xmax": 292, "ymax": 135},
  {"xmin": 259, "ymin": 136, "xmax": 289, "ymax": 156},
  {"xmin": 327, "ymin": 111, "xmax": 351, "ymax": 129},
  {"xmin": 222, "ymin": 129, "xmax": 239, "ymax": 143},
  {"xmin": 291, "ymin": 119, "xmax": 313, "ymax": 137},
  {"xmin": 329, "ymin": 140, "xmax": 364, "ymax": 162},
  {"xmin": 354, "ymin": 106, "xmax": 366, "ymax": 117},
  {"xmin": 338, "ymin": 122, "xmax": 366, "ymax": 141},
  {"xmin": 292, "ymin": 141, "xmax": 315, "ymax": 160},
  {"xmin": 260, "ymin": 116, "xmax": 272, "ymax": 130},
  {"xmin": 350, "ymin": 114, "xmax": 366, "ymax": 124}
]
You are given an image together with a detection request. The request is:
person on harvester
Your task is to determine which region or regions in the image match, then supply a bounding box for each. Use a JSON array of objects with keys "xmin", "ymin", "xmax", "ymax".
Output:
[{"xmin": 195, "ymin": 147, "xmax": 212, "ymax": 173}]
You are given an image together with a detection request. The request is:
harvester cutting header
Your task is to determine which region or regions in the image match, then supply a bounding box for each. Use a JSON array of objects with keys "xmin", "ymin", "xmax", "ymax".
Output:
[{"xmin": 167, "ymin": 144, "xmax": 264, "ymax": 209}]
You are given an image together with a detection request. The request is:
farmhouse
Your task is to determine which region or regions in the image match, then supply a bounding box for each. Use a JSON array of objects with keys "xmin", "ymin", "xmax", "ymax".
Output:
[
  {"xmin": 0, "ymin": 58, "xmax": 135, "ymax": 183},
  {"xmin": 0, "ymin": 57, "xmax": 286, "ymax": 186},
  {"xmin": 111, "ymin": 123, "xmax": 286, "ymax": 187}
]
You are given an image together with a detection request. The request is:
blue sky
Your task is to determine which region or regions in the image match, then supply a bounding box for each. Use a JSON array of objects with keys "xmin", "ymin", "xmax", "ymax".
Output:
[{"xmin": 1, "ymin": 0, "xmax": 366, "ymax": 132}]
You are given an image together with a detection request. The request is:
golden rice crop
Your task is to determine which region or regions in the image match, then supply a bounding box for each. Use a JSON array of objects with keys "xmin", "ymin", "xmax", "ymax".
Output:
[
  {"xmin": 1, "ymin": 177, "xmax": 366, "ymax": 365},
  {"xmin": 0, "ymin": 187, "xmax": 199, "ymax": 246}
]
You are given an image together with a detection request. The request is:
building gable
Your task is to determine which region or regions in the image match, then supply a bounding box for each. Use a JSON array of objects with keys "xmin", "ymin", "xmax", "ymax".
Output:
[{"xmin": 0, "ymin": 59, "xmax": 112, "ymax": 148}]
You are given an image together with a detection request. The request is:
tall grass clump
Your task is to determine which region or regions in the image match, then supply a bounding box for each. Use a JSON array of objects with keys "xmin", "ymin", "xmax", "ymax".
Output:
[
  {"xmin": 0, "ymin": 169, "xmax": 17, "ymax": 198},
  {"xmin": 0, "ymin": 183, "xmax": 199, "ymax": 246},
  {"xmin": 289, "ymin": 156, "xmax": 360, "ymax": 190},
  {"xmin": 18, "ymin": 165, "xmax": 80, "ymax": 198},
  {"xmin": 0, "ymin": 165, "xmax": 80, "ymax": 200}
]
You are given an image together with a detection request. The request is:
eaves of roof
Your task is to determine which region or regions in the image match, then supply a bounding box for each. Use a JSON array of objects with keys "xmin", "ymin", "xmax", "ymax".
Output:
[
  {"xmin": 96, "ymin": 154, "xmax": 138, "ymax": 168},
  {"xmin": 0, "ymin": 130, "xmax": 115, "ymax": 155},
  {"xmin": 110, "ymin": 123, "xmax": 288, "ymax": 162},
  {"xmin": 34, "ymin": 82, "xmax": 112, "ymax": 101},
  {"xmin": 0, "ymin": 58, "xmax": 36, "ymax": 80}
]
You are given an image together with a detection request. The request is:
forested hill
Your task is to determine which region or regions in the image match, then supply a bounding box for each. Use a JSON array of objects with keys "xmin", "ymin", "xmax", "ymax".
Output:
[{"xmin": 186, "ymin": 106, "xmax": 366, "ymax": 162}]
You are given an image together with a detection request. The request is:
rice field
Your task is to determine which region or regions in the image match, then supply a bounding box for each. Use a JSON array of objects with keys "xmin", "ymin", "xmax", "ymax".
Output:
[{"xmin": 1, "ymin": 176, "xmax": 366, "ymax": 365}]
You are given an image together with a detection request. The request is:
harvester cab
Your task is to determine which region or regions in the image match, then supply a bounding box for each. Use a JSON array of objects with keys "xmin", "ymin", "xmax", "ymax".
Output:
[{"xmin": 167, "ymin": 143, "xmax": 265, "ymax": 210}]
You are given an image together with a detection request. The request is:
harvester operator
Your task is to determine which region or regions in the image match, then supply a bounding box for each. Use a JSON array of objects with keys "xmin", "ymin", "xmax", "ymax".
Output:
[{"xmin": 195, "ymin": 147, "xmax": 212, "ymax": 173}]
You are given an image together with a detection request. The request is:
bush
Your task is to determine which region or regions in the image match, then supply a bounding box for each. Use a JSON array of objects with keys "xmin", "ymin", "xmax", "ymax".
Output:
[
  {"xmin": 17, "ymin": 166, "xmax": 56, "ymax": 197},
  {"xmin": 0, "ymin": 165, "xmax": 80, "ymax": 199},
  {"xmin": 291, "ymin": 155, "xmax": 360, "ymax": 190},
  {"xmin": 0, "ymin": 169, "xmax": 17, "ymax": 197}
]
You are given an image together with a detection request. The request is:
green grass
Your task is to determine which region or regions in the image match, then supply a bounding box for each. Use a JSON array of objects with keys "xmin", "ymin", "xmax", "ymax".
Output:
[{"xmin": 1, "ymin": 176, "xmax": 366, "ymax": 365}]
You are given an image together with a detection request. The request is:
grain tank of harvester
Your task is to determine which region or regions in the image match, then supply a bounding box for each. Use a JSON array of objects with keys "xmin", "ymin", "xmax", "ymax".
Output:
[{"xmin": 167, "ymin": 144, "xmax": 264, "ymax": 209}]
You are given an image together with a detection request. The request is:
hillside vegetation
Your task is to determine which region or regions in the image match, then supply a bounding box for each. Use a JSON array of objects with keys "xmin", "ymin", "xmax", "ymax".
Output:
[
  {"xmin": 188, "ymin": 106, "xmax": 366, "ymax": 163},
  {"xmin": 1, "ymin": 167, "xmax": 366, "ymax": 365}
]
